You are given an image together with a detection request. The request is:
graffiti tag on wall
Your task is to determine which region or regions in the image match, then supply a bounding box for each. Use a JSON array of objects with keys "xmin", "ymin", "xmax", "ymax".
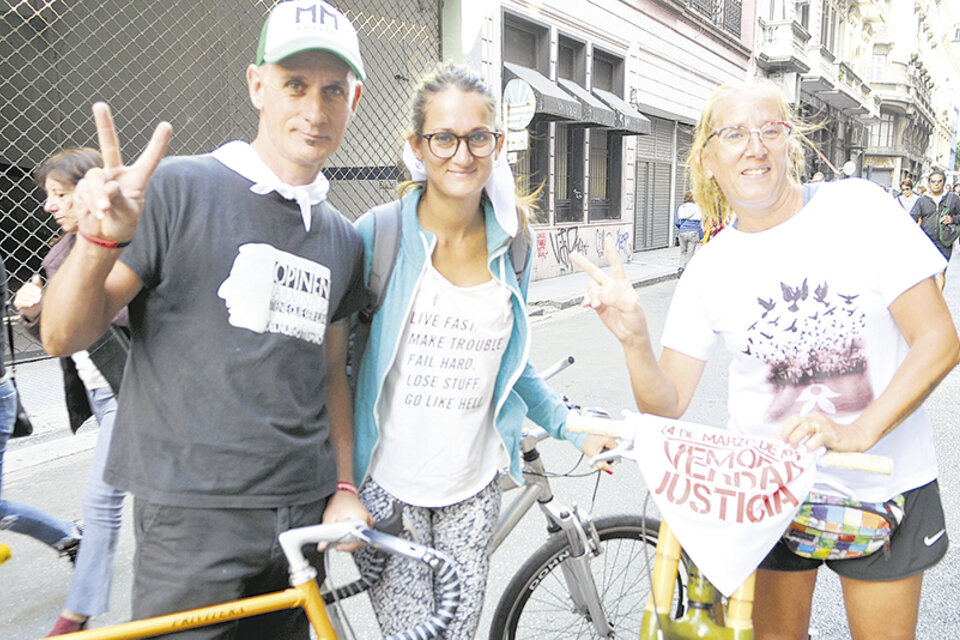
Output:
[
  {"xmin": 533, "ymin": 225, "xmax": 633, "ymax": 279},
  {"xmin": 536, "ymin": 232, "xmax": 549, "ymax": 259},
  {"xmin": 548, "ymin": 227, "xmax": 589, "ymax": 272}
]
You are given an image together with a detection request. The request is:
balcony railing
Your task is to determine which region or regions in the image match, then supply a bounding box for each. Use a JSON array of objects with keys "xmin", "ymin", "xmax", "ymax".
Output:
[{"xmin": 686, "ymin": 0, "xmax": 742, "ymax": 39}]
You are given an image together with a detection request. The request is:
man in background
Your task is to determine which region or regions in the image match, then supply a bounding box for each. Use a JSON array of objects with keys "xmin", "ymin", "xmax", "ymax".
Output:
[{"xmin": 911, "ymin": 169, "xmax": 960, "ymax": 290}]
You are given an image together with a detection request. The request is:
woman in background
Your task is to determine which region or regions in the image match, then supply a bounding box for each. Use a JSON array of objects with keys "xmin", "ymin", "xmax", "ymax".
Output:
[
  {"xmin": 674, "ymin": 190, "xmax": 703, "ymax": 275},
  {"xmin": 14, "ymin": 148, "xmax": 129, "ymax": 636},
  {"xmin": 896, "ymin": 178, "xmax": 917, "ymax": 211}
]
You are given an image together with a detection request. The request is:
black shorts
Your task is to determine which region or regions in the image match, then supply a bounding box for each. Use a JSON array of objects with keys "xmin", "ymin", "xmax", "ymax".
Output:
[{"xmin": 759, "ymin": 480, "xmax": 947, "ymax": 581}]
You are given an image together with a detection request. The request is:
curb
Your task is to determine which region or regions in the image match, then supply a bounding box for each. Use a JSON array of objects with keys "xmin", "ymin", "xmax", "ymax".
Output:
[{"xmin": 528, "ymin": 271, "xmax": 678, "ymax": 314}]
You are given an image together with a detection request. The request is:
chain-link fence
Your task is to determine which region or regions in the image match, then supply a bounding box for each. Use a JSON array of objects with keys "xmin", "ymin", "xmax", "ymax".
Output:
[{"xmin": 1, "ymin": 0, "xmax": 441, "ymax": 360}]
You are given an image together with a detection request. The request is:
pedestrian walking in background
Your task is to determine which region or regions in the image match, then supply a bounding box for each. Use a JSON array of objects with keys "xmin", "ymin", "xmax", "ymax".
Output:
[
  {"xmin": 13, "ymin": 148, "xmax": 129, "ymax": 636},
  {"xmin": 909, "ymin": 169, "xmax": 960, "ymax": 290},
  {"xmin": 896, "ymin": 178, "xmax": 918, "ymax": 211},
  {"xmin": 0, "ymin": 258, "xmax": 81, "ymax": 566},
  {"xmin": 674, "ymin": 190, "xmax": 703, "ymax": 275}
]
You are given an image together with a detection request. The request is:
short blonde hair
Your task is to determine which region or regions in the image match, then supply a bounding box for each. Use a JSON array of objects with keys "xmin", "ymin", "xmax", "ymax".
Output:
[{"xmin": 686, "ymin": 79, "xmax": 814, "ymax": 227}]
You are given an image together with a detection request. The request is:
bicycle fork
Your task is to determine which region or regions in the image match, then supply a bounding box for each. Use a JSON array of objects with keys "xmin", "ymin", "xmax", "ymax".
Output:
[{"xmin": 548, "ymin": 503, "xmax": 615, "ymax": 638}]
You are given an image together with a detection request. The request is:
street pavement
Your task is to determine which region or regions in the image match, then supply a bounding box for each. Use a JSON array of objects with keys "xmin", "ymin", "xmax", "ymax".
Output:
[
  {"xmin": 0, "ymin": 245, "xmax": 680, "ymax": 639},
  {"xmin": 3, "ymin": 246, "xmax": 681, "ymax": 477},
  {"xmin": 5, "ymin": 244, "xmax": 959, "ymax": 638}
]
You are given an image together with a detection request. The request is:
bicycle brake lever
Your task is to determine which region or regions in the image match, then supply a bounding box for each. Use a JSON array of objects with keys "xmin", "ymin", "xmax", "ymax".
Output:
[{"xmin": 588, "ymin": 440, "xmax": 633, "ymax": 466}]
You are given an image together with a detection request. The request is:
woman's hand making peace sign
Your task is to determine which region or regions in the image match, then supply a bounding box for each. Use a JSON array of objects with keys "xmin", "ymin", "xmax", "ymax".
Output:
[{"xmin": 570, "ymin": 236, "xmax": 651, "ymax": 349}]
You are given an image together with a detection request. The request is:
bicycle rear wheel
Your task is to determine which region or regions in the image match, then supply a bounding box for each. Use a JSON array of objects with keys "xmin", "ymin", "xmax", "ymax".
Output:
[{"xmin": 489, "ymin": 514, "xmax": 686, "ymax": 639}]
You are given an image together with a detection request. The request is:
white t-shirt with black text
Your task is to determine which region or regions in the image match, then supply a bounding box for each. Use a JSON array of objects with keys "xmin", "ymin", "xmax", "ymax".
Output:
[{"xmin": 373, "ymin": 261, "xmax": 512, "ymax": 507}]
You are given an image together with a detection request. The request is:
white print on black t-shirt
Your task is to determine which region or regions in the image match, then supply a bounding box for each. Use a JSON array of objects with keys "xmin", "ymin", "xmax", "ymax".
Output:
[
  {"xmin": 399, "ymin": 310, "xmax": 506, "ymax": 411},
  {"xmin": 741, "ymin": 278, "xmax": 874, "ymax": 421},
  {"xmin": 217, "ymin": 243, "xmax": 331, "ymax": 345}
]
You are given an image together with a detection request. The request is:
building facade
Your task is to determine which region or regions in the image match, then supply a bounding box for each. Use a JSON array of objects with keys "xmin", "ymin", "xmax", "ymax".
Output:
[
  {"xmin": 442, "ymin": 0, "xmax": 755, "ymax": 279},
  {"xmin": 754, "ymin": 1, "xmax": 880, "ymax": 181},
  {"xmin": 752, "ymin": 0, "xmax": 960, "ymax": 189},
  {"xmin": 863, "ymin": 0, "xmax": 958, "ymax": 186}
]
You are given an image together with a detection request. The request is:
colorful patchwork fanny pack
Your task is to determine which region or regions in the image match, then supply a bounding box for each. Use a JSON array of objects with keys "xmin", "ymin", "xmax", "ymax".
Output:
[{"xmin": 782, "ymin": 491, "xmax": 906, "ymax": 560}]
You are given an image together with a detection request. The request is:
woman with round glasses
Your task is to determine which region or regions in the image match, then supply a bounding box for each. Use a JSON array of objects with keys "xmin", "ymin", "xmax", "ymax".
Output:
[
  {"xmin": 574, "ymin": 79, "xmax": 956, "ymax": 639},
  {"xmin": 350, "ymin": 62, "xmax": 612, "ymax": 639}
]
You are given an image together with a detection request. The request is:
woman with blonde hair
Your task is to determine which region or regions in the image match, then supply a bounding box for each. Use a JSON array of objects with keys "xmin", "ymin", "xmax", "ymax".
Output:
[
  {"xmin": 574, "ymin": 79, "xmax": 955, "ymax": 639},
  {"xmin": 350, "ymin": 62, "xmax": 612, "ymax": 639}
]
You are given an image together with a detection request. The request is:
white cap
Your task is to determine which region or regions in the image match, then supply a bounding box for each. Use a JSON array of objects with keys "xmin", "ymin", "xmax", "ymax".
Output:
[{"xmin": 255, "ymin": 1, "xmax": 365, "ymax": 81}]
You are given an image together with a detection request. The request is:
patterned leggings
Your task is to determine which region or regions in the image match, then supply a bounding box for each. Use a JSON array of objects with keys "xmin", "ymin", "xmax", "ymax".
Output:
[{"xmin": 355, "ymin": 477, "xmax": 502, "ymax": 640}]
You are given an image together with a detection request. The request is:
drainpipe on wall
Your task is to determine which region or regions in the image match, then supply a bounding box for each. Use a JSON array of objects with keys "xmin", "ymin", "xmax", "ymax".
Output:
[{"xmin": 668, "ymin": 121, "xmax": 678, "ymax": 247}]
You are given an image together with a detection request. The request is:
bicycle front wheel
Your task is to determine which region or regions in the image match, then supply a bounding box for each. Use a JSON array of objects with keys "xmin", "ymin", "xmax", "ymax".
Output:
[{"xmin": 489, "ymin": 514, "xmax": 684, "ymax": 639}]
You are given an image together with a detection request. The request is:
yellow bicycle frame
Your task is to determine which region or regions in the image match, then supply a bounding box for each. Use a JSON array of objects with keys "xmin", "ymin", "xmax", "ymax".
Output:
[
  {"xmin": 640, "ymin": 520, "xmax": 755, "ymax": 640},
  {"xmin": 41, "ymin": 520, "xmax": 461, "ymax": 640},
  {"xmin": 49, "ymin": 578, "xmax": 337, "ymax": 640}
]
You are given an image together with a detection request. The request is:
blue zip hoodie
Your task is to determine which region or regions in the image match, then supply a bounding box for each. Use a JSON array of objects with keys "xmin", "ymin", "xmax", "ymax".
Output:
[{"xmin": 352, "ymin": 189, "xmax": 586, "ymax": 486}]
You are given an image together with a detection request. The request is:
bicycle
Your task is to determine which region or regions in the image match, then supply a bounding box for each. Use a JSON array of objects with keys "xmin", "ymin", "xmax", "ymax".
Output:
[
  {"xmin": 566, "ymin": 411, "xmax": 893, "ymax": 640},
  {"xmin": 47, "ymin": 357, "xmax": 672, "ymax": 640},
  {"xmin": 487, "ymin": 356, "xmax": 685, "ymax": 639},
  {"xmin": 40, "ymin": 514, "xmax": 460, "ymax": 640}
]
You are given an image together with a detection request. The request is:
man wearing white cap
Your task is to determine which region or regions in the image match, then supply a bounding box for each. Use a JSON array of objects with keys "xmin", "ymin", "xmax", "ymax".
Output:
[{"xmin": 41, "ymin": 2, "xmax": 369, "ymax": 637}]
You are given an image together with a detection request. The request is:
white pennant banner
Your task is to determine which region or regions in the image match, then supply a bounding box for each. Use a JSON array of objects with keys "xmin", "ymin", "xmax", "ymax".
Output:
[{"xmin": 620, "ymin": 415, "xmax": 818, "ymax": 596}]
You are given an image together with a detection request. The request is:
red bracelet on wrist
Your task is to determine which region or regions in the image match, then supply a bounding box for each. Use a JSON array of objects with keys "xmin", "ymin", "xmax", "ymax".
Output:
[
  {"xmin": 77, "ymin": 229, "xmax": 131, "ymax": 249},
  {"xmin": 336, "ymin": 481, "xmax": 359, "ymax": 497}
]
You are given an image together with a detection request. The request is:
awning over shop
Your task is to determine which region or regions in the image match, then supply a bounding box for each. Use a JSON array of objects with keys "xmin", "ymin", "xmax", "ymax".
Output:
[
  {"xmin": 592, "ymin": 88, "xmax": 651, "ymax": 135},
  {"xmin": 557, "ymin": 78, "xmax": 617, "ymax": 128},
  {"xmin": 503, "ymin": 63, "xmax": 581, "ymax": 122}
]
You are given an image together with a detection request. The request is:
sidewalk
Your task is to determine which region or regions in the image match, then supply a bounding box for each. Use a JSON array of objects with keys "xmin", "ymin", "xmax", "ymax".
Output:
[
  {"xmin": 5, "ymin": 246, "xmax": 682, "ymax": 474},
  {"xmin": 527, "ymin": 245, "xmax": 679, "ymax": 311}
]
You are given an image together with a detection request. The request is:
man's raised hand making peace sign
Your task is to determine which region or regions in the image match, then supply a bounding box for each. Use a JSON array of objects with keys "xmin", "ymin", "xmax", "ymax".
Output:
[
  {"xmin": 73, "ymin": 102, "xmax": 172, "ymax": 246},
  {"xmin": 42, "ymin": 103, "xmax": 170, "ymax": 356}
]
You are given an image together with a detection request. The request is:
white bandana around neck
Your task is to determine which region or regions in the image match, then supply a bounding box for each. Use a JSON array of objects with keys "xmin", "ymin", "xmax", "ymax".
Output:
[
  {"xmin": 401, "ymin": 140, "xmax": 518, "ymax": 238},
  {"xmin": 210, "ymin": 140, "xmax": 330, "ymax": 232}
]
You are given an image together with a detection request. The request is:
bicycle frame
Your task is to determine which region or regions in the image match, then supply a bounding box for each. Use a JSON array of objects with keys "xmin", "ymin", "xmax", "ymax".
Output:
[
  {"xmin": 641, "ymin": 520, "xmax": 754, "ymax": 640},
  {"xmin": 492, "ymin": 422, "xmax": 614, "ymax": 635},
  {"xmin": 45, "ymin": 521, "xmax": 460, "ymax": 640},
  {"xmin": 54, "ymin": 581, "xmax": 336, "ymax": 640}
]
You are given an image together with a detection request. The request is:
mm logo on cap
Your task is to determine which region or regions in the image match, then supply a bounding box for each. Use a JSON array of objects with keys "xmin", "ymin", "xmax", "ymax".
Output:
[
  {"xmin": 256, "ymin": 0, "xmax": 365, "ymax": 80},
  {"xmin": 293, "ymin": 3, "xmax": 339, "ymax": 29}
]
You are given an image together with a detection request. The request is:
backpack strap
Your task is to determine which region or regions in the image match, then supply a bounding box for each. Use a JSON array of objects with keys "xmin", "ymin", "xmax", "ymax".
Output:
[
  {"xmin": 802, "ymin": 182, "xmax": 821, "ymax": 206},
  {"xmin": 509, "ymin": 229, "xmax": 530, "ymax": 285},
  {"xmin": 360, "ymin": 200, "xmax": 402, "ymax": 322},
  {"xmin": 364, "ymin": 200, "xmax": 529, "ymax": 317}
]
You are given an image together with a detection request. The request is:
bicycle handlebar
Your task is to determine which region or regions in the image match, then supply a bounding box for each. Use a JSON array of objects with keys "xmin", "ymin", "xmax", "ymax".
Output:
[
  {"xmin": 540, "ymin": 355, "xmax": 575, "ymax": 380},
  {"xmin": 278, "ymin": 521, "xmax": 461, "ymax": 640},
  {"xmin": 566, "ymin": 413, "xmax": 894, "ymax": 475}
]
